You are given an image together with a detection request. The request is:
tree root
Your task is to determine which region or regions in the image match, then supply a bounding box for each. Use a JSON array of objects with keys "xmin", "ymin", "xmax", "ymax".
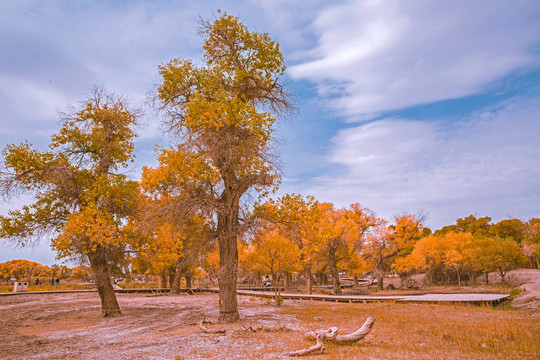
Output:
[{"xmin": 287, "ymin": 316, "xmax": 376, "ymax": 356}]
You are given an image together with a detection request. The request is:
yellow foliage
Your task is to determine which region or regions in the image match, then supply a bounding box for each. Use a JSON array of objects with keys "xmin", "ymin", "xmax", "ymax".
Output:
[{"xmin": 243, "ymin": 228, "xmax": 301, "ymax": 277}]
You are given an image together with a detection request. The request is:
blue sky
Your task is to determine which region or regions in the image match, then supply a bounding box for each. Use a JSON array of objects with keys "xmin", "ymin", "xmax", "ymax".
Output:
[{"xmin": 1, "ymin": 0, "xmax": 540, "ymax": 265}]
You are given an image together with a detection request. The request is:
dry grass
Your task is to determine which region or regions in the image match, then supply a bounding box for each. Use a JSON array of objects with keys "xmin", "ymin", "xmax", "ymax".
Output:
[
  {"xmin": 241, "ymin": 301, "xmax": 539, "ymax": 359},
  {"xmin": 1, "ymin": 292, "xmax": 537, "ymax": 359}
]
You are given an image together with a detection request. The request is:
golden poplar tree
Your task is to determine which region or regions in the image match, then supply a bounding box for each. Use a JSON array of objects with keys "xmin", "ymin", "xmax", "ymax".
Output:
[
  {"xmin": 0, "ymin": 88, "xmax": 139, "ymax": 316},
  {"xmin": 152, "ymin": 13, "xmax": 292, "ymax": 322}
]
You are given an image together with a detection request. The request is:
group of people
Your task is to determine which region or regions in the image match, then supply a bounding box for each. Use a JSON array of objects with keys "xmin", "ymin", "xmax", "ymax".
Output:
[{"xmin": 33, "ymin": 277, "xmax": 60, "ymax": 286}]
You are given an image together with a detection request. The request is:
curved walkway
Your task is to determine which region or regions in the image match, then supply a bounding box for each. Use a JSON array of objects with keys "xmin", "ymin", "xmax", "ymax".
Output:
[
  {"xmin": 1, "ymin": 287, "xmax": 509, "ymax": 305},
  {"xmin": 235, "ymin": 289, "xmax": 509, "ymax": 305}
]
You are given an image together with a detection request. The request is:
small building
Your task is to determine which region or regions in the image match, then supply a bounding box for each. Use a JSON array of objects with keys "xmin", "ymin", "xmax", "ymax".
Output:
[{"xmin": 13, "ymin": 281, "xmax": 29, "ymax": 292}]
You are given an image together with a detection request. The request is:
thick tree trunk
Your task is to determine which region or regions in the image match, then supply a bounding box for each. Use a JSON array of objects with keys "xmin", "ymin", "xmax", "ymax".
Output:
[
  {"xmin": 124, "ymin": 263, "xmax": 131, "ymax": 286},
  {"xmin": 375, "ymin": 262, "xmax": 384, "ymax": 290},
  {"xmin": 185, "ymin": 269, "xmax": 192, "ymax": 289},
  {"xmin": 88, "ymin": 251, "xmax": 121, "ymax": 317},
  {"xmin": 159, "ymin": 273, "xmax": 167, "ymax": 288},
  {"xmin": 171, "ymin": 261, "xmax": 183, "ymax": 293},
  {"xmin": 305, "ymin": 265, "xmax": 312, "ymax": 294},
  {"xmin": 217, "ymin": 190, "xmax": 241, "ymax": 323},
  {"xmin": 169, "ymin": 268, "xmax": 176, "ymax": 290},
  {"xmin": 284, "ymin": 271, "xmax": 291, "ymax": 291},
  {"xmin": 328, "ymin": 247, "xmax": 342, "ymax": 295},
  {"xmin": 218, "ymin": 237, "xmax": 239, "ymax": 322},
  {"xmin": 353, "ymin": 275, "xmax": 359, "ymax": 286}
]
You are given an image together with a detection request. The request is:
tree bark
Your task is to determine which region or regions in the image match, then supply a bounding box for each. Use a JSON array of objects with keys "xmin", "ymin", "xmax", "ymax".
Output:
[
  {"xmin": 185, "ymin": 269, "xmax": 192, "ymax": 289},
  {"xmin": 88, "ymin": 250, "xmax": 121, "ymax": 317},
  {"xmin": 169, "ymin": 268, "xmax": 176, "ymax": 290},
  {"xmin": 305, "ymin": 265, "xmax": 312, "ymax": 294},
  {"xmin": 375, "ymin": 262, "xmax": 384, "ymax": 290},
  {"xmin": 217, "ymin": 188, "xmax": 241, "ymax": 323},
  {"xmin": 159, "ymin": 273, "xmax": 167, "ymax": 288},
  {"xmin": 284, "ymin": 271, "xmax": 291, "ymax": 291},
  {"xmin": 124, "ymin": 263, "xmax": 131, "ymax": 286},
  {"xmin": 328, "ymin": 246, "xmax": 342, "ymax": 295},
  {"xmin": 171, "ymin": 261, "xmax": 183, "ymax": 293}
]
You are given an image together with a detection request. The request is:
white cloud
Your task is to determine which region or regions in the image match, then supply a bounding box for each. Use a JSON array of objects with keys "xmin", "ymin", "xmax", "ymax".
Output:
[
  {"xmin": 302, "ymin": 96, "xmax": 540, "ymax": 228},
  {"xmin": 289, "ymin": 0, "xmax": 540, "ymax": 116}
]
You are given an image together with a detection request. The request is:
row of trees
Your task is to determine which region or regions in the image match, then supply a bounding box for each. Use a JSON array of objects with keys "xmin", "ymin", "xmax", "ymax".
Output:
[
  {"xmin": 0, "ymin": 13, "xmax": 289, "ymax": 321},
  {"xmin": 242, "ymin": 206, "xmax": 537, "ymax": 291},
  {"xmin": 0, "ymin": 259, "xmax": 91, "ymax": 283},
  {"xmin": 0, "ymin": 13, "xmax": 538, "ymax": 322},
  {"xmin": 393, "ymin": 216, "xmax": 537, "ymax": 286}
]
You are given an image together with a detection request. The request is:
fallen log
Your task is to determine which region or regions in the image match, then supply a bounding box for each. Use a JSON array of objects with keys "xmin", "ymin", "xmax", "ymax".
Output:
[
  {"xmin": 304, "ymin": 326, "xmax": 338, "ymax": 340},
  {"xmin": 288, "ymin": 316, "xmax": 376, "ymax": 356},
  {"xmin": 336, "ymin": 316, "xmax": 375, "ymax": 342},
  {"xmin": 304, "ymin": 316, "xmax": 375, "ymax": 343},
  {"xmin": 287, "ymin": 332, "xmax": 326, "ymax": 356}
]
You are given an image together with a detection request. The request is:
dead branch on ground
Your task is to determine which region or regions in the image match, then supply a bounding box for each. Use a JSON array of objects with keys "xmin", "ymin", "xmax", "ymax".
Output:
[
  {"xmin": 287, "ymin": 316, "xmax": 376, "ymax": 356},
  {"xmin": 240, "ymin": 322, "xmax": 292, "ymax": 332},
  {"xmin": 287, "ymin": 332, "xmax": 326, "ymax": 356}
]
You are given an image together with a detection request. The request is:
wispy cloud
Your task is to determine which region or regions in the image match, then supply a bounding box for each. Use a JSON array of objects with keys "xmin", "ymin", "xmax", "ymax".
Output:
[
  {"xmin": 289, "ymin": 0, "xmax": 540, "ymax": 117},
  {"xmin": 300, "ymin": 95, "xmax": 540, "ymax": 227}
]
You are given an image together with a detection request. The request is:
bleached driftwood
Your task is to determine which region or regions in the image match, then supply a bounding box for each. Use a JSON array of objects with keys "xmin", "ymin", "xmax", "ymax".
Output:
[
  {"xmin": 304, "ymin": 316, "xmax": 375, "ymax": 343},
  {"xmin": 304, "ymin": 326, "xmax": 338, "ymax": 340},
  {"xmin": 287, "ymin": 332, "xmax": 326, "ymax": 356},
  {"xmin": 335, "ymin": 316, "xmax": 375, "ymax": 342},
  {"xmin": 287, "ymin": 316, "xmax": 376, "ymax": 356}
]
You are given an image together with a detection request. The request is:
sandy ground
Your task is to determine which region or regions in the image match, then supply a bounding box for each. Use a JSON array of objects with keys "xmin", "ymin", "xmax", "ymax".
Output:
[
  {"xmin": 0, "ymin": 292, "xmax": 303, "ymax": 360},
  {"xmin": 505, "ymin": 269, "xmax": 540, "ymax": 312},
  {"xmin": 1, "ymin": 269, "xmax": 538, "ymax": 359}
]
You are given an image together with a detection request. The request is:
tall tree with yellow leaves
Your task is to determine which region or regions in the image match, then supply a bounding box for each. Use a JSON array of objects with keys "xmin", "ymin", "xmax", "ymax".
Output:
[
  {"xmin": 243, "ymin": 227, "xmax": 301, "ymax": 303},
  {"xmin": 152, "ymin": 13, "xmax": 292, "ymax": 322},
  {"xmin": 0, "ymin": 88, "xmax": 139, "ymax": 316},
  {"xmin": 362, "ymin": 214, "xmax": 424, "ymax": 290},
  {"xmin": 253, "ymin": 194, "xmax": 321, "ymax": 293},
  {"xmin": 310, "ymin": 203, "xmax": 378, "ymax": 295}
]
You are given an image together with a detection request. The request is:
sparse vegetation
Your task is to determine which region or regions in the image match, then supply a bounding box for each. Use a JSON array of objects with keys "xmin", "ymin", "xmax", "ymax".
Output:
[{"xmin": 0, "ymin": 292, "xmax": 537, "ymax": 360}]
